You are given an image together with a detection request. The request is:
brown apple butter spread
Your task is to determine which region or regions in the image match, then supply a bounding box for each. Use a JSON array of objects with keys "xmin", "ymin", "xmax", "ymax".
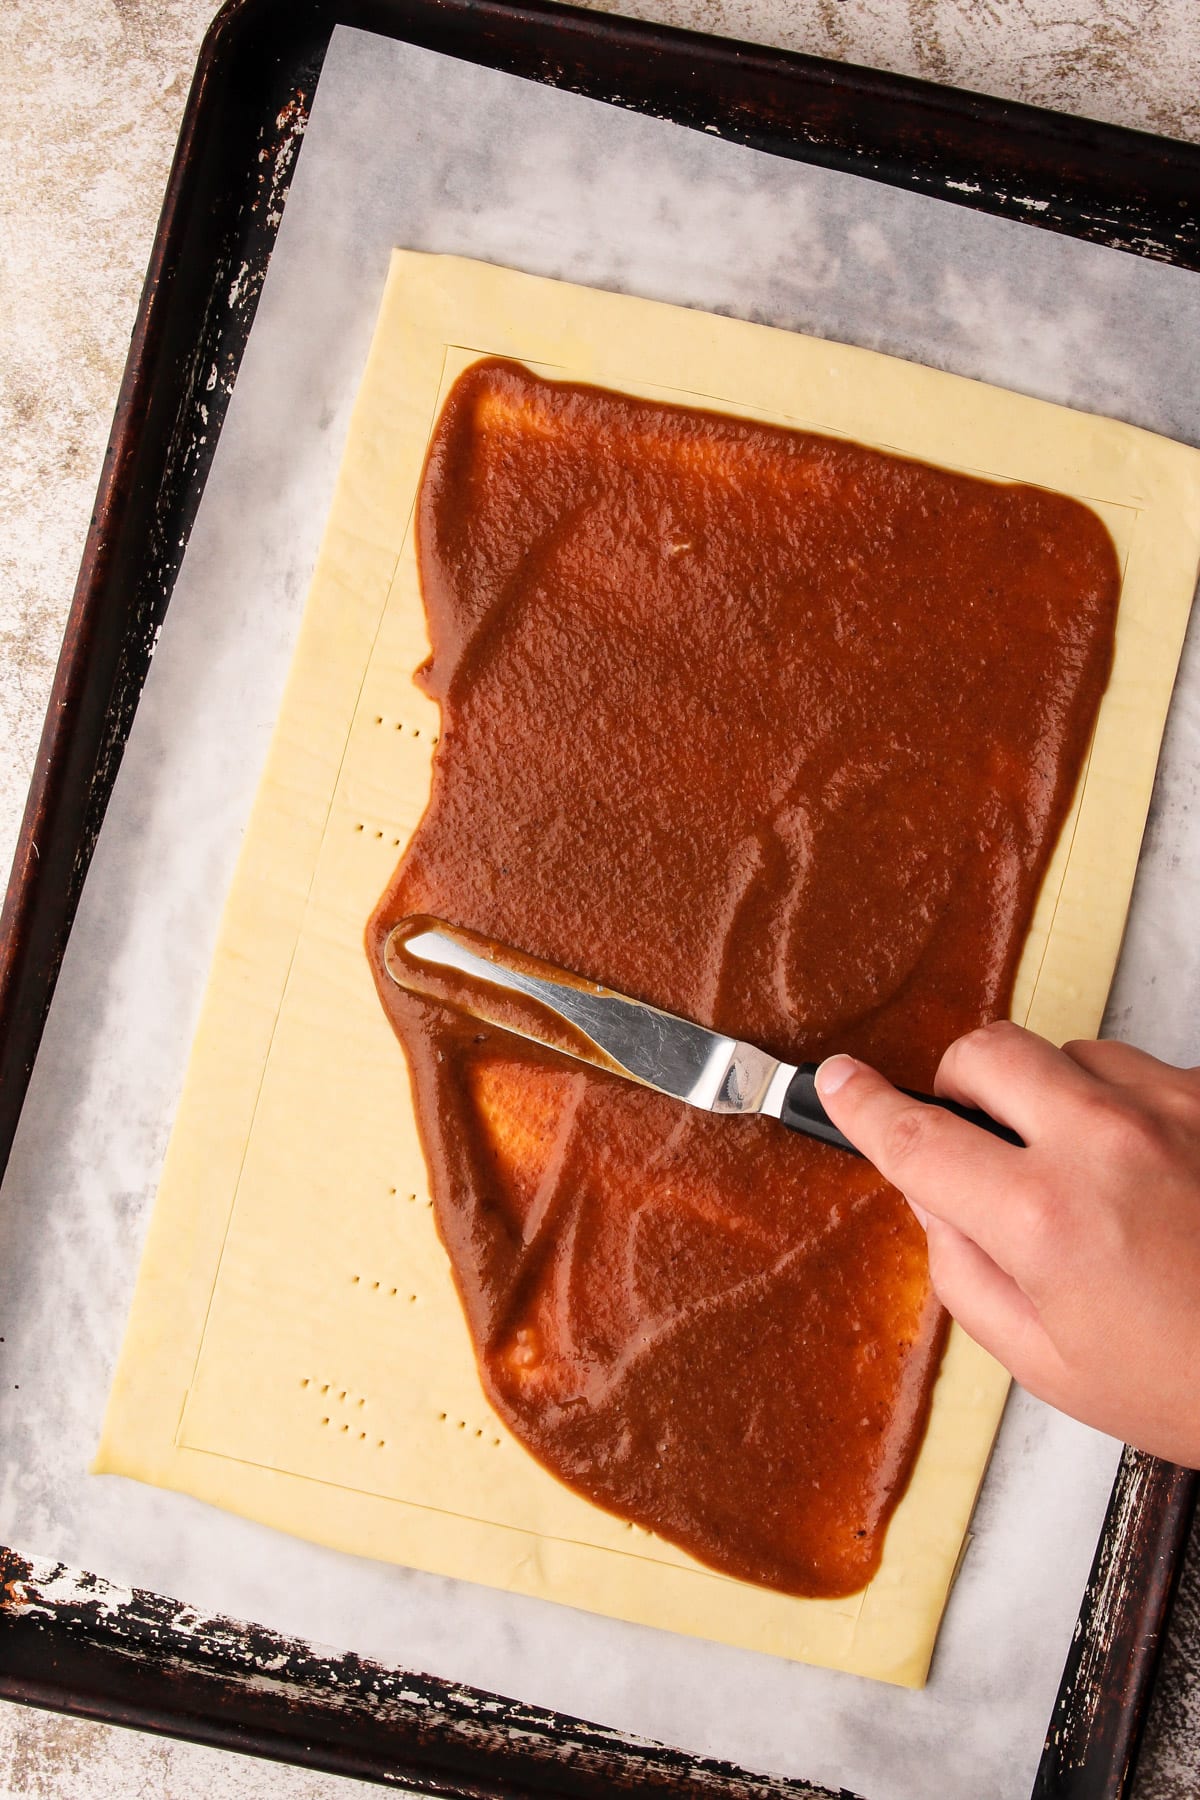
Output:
[{"xmin": 367, "ymin": 357, "xmax": 1119, "ymax": 1599}]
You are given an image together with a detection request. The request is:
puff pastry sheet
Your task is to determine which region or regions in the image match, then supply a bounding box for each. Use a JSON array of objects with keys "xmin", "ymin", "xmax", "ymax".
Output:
[{"xmin": 97, "ymin": 252, "xmax": 1200, "ymax": 1687}]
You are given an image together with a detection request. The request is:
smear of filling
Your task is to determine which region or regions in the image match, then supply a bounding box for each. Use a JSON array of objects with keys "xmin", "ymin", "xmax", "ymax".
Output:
[{"xmin": 367, "ymin": 358, "xmax": 1119, "ymax": 1598}]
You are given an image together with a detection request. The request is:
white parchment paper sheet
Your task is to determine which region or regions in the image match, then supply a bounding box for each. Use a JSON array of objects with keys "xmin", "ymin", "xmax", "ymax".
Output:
[{"xmin": 3, "ymin": 27, "xmax": 1200, "ymax": 1800}]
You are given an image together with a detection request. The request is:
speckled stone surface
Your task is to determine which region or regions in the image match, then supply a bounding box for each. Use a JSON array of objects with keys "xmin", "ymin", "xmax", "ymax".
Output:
[
  {"xmin": 0, "ymin": 1710, "xmax": 384, "ymax": 1800},
  {"xmin": 1, "ymin": 2, "xmax": 1198, "ymax": 1796}
]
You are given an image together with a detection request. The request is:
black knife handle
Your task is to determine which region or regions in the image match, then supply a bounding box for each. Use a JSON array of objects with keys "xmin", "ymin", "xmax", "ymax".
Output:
[{"xmin": 780, "ymin": 1063, "xmax": 1024, "ymax": 1157}]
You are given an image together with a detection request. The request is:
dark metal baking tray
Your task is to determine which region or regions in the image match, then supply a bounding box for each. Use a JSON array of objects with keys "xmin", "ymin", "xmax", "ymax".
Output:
[{"xmin": 1, "ymin": 1, "xmax": 1197, "ymax": 1793}]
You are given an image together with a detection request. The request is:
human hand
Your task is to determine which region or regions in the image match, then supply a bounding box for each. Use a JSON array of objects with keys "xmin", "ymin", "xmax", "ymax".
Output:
[{"xmin": 814, "ymin": 1022, "xmax": 1200, "ymax": 1467}]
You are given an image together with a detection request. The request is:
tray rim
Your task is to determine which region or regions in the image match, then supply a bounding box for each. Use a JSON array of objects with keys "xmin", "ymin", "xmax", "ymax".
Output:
[{"xmin": 1, "ymin": 1, "xmax": 1198, "ymax": 1796}]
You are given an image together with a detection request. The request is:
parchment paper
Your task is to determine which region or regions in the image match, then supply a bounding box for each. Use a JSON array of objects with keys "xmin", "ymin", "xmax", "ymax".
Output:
[{"xmin": 2, "ymin": 27, "xmax": 1199, "ymax": 1800}]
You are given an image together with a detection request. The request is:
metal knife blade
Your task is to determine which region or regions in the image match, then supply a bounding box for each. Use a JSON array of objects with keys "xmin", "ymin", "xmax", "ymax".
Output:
[
  {"xmin": 381, "ymin": 916, "xmax": 1022, "ymax": 1155},
  {"xmin": 383, "ymin": 916, "xmax": 796, "ymax": 1119}
]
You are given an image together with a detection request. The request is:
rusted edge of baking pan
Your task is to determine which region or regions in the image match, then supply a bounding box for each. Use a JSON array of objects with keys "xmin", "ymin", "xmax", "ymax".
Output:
[
  {"xmin": 0, "ymin": 1549, "xmax": 846, "ymax": 1800},
  {"xmin": 1034, "ymin": 1451, "xmax": 1199, "ymax": 1800},
  {"xmin": 0, "ymin": 0, "xmax": 307, "ymax": 1163},
  {"xmin": 1, "ymin": 2, "xmax": 1198, "ymax": 1797}
]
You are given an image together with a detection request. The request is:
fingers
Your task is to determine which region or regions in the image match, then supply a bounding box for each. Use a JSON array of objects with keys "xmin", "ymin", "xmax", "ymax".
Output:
[
  {"xmin": 815, "ymin": 1054, "xmax": 1023, "ymax": 1268},
  {"xmin": 934, "ymin": 1021, "xmax": 1096, "ymax": 1143},
  {"xmin": 922, "ymin": 1217, "xmax": 1050, "ymax": 1389}
]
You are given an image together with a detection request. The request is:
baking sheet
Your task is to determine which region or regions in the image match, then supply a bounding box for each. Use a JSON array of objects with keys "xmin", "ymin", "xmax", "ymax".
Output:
[{"xmin": 2, "ymin": 25, "xmax": 1200, "ymax": 1800}]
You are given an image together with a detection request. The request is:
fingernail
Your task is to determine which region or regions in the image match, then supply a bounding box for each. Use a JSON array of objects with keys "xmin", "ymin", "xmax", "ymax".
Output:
[
  {"xmin": 905, "ymin": 1195, "xmax": 929, "ymax": 1230},
  {"xmin": 815, "ymin": 1055, "xmax": 860, "ymax": 1097}
]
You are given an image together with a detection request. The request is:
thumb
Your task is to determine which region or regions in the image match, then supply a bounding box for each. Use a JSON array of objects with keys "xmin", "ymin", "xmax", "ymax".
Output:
[
  {"xmin": 814, "ymin": 1053, "xmax": 1013, "ymax": 1231},
  {"xmin": 816, "ymin": 1055, "xmax": 1053, "ymax": 1385},
  {"xmin": 814, "ymin": 1054, "xmax": 942, "ymax": 1195}
]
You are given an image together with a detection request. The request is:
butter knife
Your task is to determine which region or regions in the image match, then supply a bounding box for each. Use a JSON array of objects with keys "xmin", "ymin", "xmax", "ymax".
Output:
[{"xmin": 382, "ymin": 916, "xmax": 1022, "ymax": 1156}]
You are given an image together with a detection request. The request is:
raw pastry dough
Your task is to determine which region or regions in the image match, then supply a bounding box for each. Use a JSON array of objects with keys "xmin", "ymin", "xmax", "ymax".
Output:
[{"xmin": 96, "ymin": 252, "xmax": 1200, "ymax": 1687}]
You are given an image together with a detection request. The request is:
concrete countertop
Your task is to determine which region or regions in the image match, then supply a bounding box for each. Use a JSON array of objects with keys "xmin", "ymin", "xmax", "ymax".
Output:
[{"xmin": 1, "ymin": 2, "xmax": 1197, "ymax": 1794}]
